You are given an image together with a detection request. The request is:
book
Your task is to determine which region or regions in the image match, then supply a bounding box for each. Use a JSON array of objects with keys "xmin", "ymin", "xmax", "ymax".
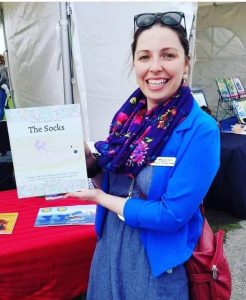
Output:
[
  {"xmin": 232, "ymin": 100, "xmax": 246, "ymax": 124},
  {"xmin": 5, "ymin": 104, "xmax": 88, "ymax": 198},
  {"xmin": 45, "ymin": 194, "xmax": 65, "ymax": 201},
  {"xmin": 216, "ymin": 78, "xmax": 231, "ymax": 99},
  {"xmin": 232, "ymin": 77, "xmax": 246, "ymax": 98},
  {"xmin": 224, "ymin": 78, "xmax": 239, "ymax": 99},
  {"xmin": 0, "ymin": 212, "xmax": 18, "ymax": 234},
  {"xmin": 34, "ymin": 205, "xmax": 96, "ymax": 227}
]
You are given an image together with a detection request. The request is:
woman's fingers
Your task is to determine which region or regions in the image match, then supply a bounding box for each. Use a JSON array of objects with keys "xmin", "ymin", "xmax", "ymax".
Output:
[
  {"xmin": 64, "ymin": 188, "xmax": 101, "ymax": 203},
  {"xmin": 64, "ymin": 192, "xmax": 85, "ymax": 199}
]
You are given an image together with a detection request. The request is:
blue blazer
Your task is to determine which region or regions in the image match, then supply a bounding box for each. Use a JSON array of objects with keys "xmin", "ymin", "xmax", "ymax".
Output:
[{"xmin": 95, "ymin": 101, "xmax": 220, "ymax": 277}]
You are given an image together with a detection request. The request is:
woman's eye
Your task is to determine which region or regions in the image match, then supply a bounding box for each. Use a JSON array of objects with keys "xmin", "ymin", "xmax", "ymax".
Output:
[
  {"xmin": 163, "ymin": 53, "xmax": 175, "ymax": 60},
  {"xmin": 138, "ymin": 55, "xmax": 149, "ymax": 61}
]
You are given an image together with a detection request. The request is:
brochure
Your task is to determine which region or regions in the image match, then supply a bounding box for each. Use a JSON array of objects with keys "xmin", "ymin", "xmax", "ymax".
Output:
[
  {"xmin": 34, "ymin": 205, "xmax": 96, "ymax": 226},
  {"xmin": 0, "ymin": 212, "xmax": 18, "ymax": 234},
  {"xmin": 5, "ymin": 104, "xmax": 88, "ymax": 198}
]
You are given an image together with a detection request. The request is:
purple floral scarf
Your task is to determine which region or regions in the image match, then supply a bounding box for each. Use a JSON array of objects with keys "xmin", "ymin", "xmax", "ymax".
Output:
[{"xmin": 95, "ymin": 84, "xmax": 194, "ymax": 178}]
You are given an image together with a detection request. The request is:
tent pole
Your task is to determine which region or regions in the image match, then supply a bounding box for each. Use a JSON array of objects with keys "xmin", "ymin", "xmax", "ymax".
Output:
[
  {"xmin": 189, "ymin": 3, "xmax": 198, "ymax": 89},
  {"xmin": 59, "ymin": 2, "xmax": 73, "ymax": 104}
]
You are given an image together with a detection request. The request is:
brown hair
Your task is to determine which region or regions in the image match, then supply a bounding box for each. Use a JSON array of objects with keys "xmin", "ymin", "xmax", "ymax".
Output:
[
  {"xmin": 0, "ymin": 54, "xmax": 5, "ymax": 65},
  {"xmin": 131, "ymin": 21, "xmax": 189, "ymax": 61}
]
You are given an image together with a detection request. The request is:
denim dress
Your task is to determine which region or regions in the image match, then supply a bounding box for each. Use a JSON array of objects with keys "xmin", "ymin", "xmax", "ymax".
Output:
[{"xmin": 86, "ymin": 167, "xmax": 189, "ymax": 300}]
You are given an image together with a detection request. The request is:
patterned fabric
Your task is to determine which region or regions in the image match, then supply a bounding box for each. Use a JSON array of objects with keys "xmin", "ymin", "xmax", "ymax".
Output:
[{"xmin": 95, "ymin": 84, "xmax": 194, "ymax": 178}]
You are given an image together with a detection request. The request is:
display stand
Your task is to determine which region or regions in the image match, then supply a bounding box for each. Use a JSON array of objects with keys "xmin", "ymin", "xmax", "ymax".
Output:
[{"xmin": 215, "ymin": 77, "xmax": 246, "ymax": 121}]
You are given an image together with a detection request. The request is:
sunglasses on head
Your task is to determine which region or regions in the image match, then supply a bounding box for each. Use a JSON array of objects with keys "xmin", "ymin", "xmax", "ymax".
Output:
[{"xmin": 134, "ymin": 12, "xmax": 187, "ymax": 36}]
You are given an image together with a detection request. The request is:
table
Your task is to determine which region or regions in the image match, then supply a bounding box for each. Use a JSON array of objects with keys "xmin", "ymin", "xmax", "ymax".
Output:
[
  {"xmin": 0, "ymin": 189, "xmax": 97, "ymax": 300},
  {"xmin": 204, "ymin": 132, "xmax": 246, "ymax": 218}
]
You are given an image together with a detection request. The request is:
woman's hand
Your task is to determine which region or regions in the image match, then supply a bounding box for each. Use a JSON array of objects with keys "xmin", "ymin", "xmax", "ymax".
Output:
[
  {"xmin": 64, "ymin": 188, "xmax": 104, "ymax": 204},
  {"xmin": 64, "ymin": 188, "xmax": 128, "ymax": 217}
]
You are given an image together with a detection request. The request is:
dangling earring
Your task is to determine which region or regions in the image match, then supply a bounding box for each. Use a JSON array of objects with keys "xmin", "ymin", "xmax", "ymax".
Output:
[{"xmin": 183, "ymin": 73, "xmax": 188, "ymax": 80}]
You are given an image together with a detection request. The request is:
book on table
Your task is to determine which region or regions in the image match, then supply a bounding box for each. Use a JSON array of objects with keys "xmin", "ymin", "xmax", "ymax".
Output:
[
  {"xmin": 34, "ymin": 205, "xmax": 96, "ymax": 227},
  {"xmin": 0, "ymin": 212, "xmax": 18, "ymax": 234},
  {"xmin": 233, "ymin": 100, "xmax": 246, "ymax": 124}
]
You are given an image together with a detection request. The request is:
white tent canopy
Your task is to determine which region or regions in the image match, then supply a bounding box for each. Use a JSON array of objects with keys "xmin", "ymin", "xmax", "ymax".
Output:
[
  {"xmin": 192, "ymin": 2, "xmax": 246, "ymax": 115},
  {"xmin": 1, "ymin": 1, "xmax": 197, "ymax": 141}
]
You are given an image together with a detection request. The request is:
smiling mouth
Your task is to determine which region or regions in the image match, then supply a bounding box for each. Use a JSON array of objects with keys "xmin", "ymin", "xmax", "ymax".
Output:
[{"xmin": 147, "ymin": 79, "xmax": 168, "ymax": 88}]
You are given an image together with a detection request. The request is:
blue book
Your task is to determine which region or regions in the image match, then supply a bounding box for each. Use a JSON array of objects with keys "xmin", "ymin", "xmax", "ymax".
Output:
[{"xmin": 34, "ymin": 205, "xmax": 96, "ymax": 226}]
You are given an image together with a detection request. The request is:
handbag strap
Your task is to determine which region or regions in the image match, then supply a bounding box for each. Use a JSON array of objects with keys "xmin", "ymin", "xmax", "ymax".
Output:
[
  {"xmin": 189, "ymin": 274, "xmax": 217, "ymax": 300},
  {"xmin": 200, "ymin": 203, "xmax": 205, "ymax": 216},
  {"xmin": 189, "ymin": 273, "xmax": 214, "ymax": 283},
  {"xmin": 211, "ymin": 229, "xmax": 225, "ymax": 271},
  {"xmin": 200, "ymin": 204, "xmax": 226, "ymax": 278}
]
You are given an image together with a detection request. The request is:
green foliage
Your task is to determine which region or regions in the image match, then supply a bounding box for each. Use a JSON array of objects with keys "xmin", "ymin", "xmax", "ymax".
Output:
[{"xmin": 205, "ymin": 208, "xmax": 242, "ymax": 237}]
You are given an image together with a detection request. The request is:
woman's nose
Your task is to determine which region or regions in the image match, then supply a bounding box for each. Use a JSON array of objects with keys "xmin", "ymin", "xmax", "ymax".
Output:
[{"xmin": 149, "ymin": 59, "xmax": 163, "ymax": 72}]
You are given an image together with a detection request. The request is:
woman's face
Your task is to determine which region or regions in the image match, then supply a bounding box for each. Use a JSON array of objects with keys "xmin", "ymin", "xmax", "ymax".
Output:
[{"xmin": 134, "ymin": 25, "xmax": 189, "ymax": 110}]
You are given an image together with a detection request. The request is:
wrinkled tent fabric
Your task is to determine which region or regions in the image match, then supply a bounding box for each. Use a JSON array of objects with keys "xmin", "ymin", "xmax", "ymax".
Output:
[
  {"xmin": 71, "ymin": 2, "xmax": 196, "ymax": 140},
  {"xmin": 1, "ymin": 3, "xmax": 65, "ymax": 108},
  {"xmin": 1, "ymin": 1, "xmax": 196, "ymax": 141},
  {"xmin": 192, "ymin": 2, "xmax": 246, "ymax": 116}
]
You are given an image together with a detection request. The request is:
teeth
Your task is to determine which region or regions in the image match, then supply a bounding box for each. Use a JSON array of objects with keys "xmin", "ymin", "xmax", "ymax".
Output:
[{"xmin": 148, "ymin": 79, "xmax": 166, "ymax": 86}]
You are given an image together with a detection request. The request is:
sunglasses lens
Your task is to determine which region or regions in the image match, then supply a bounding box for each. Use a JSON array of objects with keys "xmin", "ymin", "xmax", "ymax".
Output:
[
  {"xmin": 162, "ymin": 12, "xmax": 182, "ymax": 26},
  {"xmin": 136, "ymin": 14, "xmax": 155, "ymax": 27}
]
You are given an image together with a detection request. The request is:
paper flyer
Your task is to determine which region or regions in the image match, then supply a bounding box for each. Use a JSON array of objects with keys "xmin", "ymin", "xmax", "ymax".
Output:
[
  {"xmin": 0, "ymin": 212, "xmax": 18, "ymax": 234},
  {"xmin": 5, "ymin": 104, "xmax": 88, "ymax": 198},
  {"xmin": 34, "ymin": 205, "xmax": 96, "ymax": 226}
]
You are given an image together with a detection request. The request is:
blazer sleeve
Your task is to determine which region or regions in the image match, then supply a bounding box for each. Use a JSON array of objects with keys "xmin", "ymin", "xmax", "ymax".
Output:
[{"xmin": 123, "ymin": 120, "xmax": 220, "ymax": 232}]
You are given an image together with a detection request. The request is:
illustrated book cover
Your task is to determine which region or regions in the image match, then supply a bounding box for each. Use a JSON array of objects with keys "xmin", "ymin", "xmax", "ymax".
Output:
[
  {"xmin": 216, "ymin": 78, "xmax": 231, "ymax": 99},
  {"xmin": 0, "ymin": 212, "xmax": 18, "ymax": 234},
  {"xmin": 233, "ymin": 77, "xmax": 246, "ymax": 98},
  {"xmin": 34, "ymin": 205, "xmax": 96, "ymax": 226},
  {"xmin": 5, "ymin": 104, "xmax": 88, "ymax": 198},
  {"xmin": 233, "ymin": 100, "xmax": 246, "ymax": 124},
  {"xmin": 224, "ymin": 78, "xmax": 239, "ymax": 99}
]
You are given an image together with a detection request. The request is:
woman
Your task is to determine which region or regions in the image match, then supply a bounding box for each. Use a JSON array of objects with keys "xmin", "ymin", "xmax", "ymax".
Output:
[{"xmin": 65, "ymin": 12, "xmax": 220, "ymax": 300}]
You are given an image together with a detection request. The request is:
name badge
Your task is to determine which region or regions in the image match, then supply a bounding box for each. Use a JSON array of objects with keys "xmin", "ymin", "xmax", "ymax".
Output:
[{"xmin": 150, "ymin": 157, "xmax": 176, "ymax": 167}]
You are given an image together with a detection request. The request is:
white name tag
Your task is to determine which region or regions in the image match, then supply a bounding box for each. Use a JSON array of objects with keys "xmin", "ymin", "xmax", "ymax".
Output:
[{"xmin": 150, "ymin": 157, "xmax": 176, "ymax": 167}]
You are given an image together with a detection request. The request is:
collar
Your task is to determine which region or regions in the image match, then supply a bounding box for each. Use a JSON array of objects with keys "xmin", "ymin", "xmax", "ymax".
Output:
[{"xmin": 175, "ymin": 101, "xmax": 200, "ymax": 132}]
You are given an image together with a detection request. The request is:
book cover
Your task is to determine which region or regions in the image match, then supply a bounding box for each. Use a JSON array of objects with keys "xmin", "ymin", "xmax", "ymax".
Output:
[
  {"xmin": 34, "ymin": 205, "xmax": 96, "ymax": 226},
  {"xmin": 216, "ymin": 78, "xmax": 231, "ymax": 99},
  {"xmin": 224, "ymin": 78, "xmax": 238, "ymax": 99},
  {"xmin": 233, "ymin": 77, "xmax": 246, "ymax": 98},
  {"xmin": 233, "ymin": 100, "xmax": 246, "ymax": 124},
  {"xmin": 5, "ymin": 104, "xmax": 88, "ymax": 198},
  {"xmin": 0, "ymin": 212, "xmax": 18, "ymax": 234}
]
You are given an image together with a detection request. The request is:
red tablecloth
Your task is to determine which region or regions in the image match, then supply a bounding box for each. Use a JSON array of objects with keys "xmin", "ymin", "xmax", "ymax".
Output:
[{"xmin": 0, "ymin": 189, "xmax": 97, "ymax": 300}]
